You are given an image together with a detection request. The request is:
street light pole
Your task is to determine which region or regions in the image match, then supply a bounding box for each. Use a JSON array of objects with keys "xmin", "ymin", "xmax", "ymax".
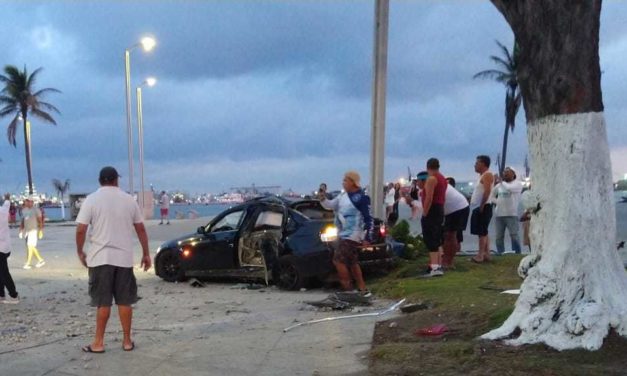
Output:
[
  {"xmin": 136, "ymin": 86, "xmax": 144, "ymax": 211},
  {"xmin": 136, "ymin": 77, "xmax": 156, "ymax": 219},
  {"xmin": 123, "ymin": 36, "xmax": 156, "ymax": 196},
  {"xmin": 124, "ymin": 49, "xmax": 134, "ymax": 194},
  {"xmin": 370, "ymin": 0, "xmax": 390, "ymax": 220}
]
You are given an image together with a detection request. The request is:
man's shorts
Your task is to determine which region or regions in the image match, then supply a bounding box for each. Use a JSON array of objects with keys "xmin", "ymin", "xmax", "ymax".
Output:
[
  {"xmin": 421, "ymin": 204, "xmax": 444, "ymax": 252},
  {"xmin": 25, "ymin": 230, "xmax": 38, "ymax": 247},
  {"xmin": 333, "ymin": 239, "xmax": 360, "ymax": 266},
  {"xmin": 88, "ymin": 265, "xmax": 138, "ymax": 307},
  {"xmin": 444, "ymin": 206, "xmax": 470, "ymax": 243},
  {"xmin": 470, "ymin": 205, "xmax": 493, "ymax": 236},
  {"xmin": 160, "ymin": 208, "xmax": 169, "ymax": 216}
]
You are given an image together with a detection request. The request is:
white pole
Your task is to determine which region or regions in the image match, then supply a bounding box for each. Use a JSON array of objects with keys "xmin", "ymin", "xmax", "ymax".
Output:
[
  {"xmin": 369, "ymin": 0, "xmax": 390, "ymax": 220},
  {"xmin": 136, "ymin": 87, "xmax": 145, "ymax": 215},
  {"xmin": 124, "ymin": 49, "xmax": 134, "ymax": 195}
]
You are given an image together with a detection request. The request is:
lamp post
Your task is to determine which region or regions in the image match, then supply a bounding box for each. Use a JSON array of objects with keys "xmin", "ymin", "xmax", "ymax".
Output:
[
  {"xmin": 124, "ymin": 36, "xmax": 156, "ymax": 195},
  {"xmin": 136, "ymin": 77, "xmax": 156, "ymax": 217}
]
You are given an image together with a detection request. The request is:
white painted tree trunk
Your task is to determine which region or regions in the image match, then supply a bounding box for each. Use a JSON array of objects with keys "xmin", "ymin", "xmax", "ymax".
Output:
[
  {"xmin": 482, "ymin": 112, "xmax": 627, "ymax": 350},
  {"xmin": 60, "ymin": 198, "xmax": 65, "ymax": 220}
]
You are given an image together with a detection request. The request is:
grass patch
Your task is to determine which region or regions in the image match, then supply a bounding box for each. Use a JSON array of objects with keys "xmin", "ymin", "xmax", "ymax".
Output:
[{"xmin": 368, "ymin": 255, "xmax": 627, "ymax": 376}]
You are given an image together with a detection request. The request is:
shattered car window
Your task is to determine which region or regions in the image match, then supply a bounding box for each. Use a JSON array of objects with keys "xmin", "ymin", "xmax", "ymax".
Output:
[{"xmin": 254, "ymin": 211, "xmax": 283, "ymax": 229}]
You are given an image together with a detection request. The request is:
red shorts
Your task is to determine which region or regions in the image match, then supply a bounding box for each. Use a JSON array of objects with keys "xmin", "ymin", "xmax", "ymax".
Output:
[{"xmin": 160, "ymin": 208, "xmax": 169, "ymax": 216}]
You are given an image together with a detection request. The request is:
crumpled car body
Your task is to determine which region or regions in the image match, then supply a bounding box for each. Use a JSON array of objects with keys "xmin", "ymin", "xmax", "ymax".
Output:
[{"xmin": 154, "ymin": 197, "xmax": 397, "ymax": 290}]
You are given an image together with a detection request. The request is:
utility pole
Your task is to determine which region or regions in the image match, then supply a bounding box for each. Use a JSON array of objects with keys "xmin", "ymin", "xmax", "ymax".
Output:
[{"xmin": 369, "ymin": 0, "xmax": 389, "ymax": 219}]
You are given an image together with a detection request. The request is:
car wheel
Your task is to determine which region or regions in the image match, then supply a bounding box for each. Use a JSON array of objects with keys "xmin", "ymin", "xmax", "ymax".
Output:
[
  {"xmin": 156, "ymin": 249, "xmax": 186, "ymax": 282},
  {"xmin": 275, "ymin": 255, "xmax": 305, "ymax": 290}
]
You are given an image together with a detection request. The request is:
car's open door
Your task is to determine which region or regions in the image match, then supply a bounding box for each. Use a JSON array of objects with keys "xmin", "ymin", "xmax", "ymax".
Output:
[{"xmin": 238, "ymin": 205, "xmax": 285, "ymax": 284}]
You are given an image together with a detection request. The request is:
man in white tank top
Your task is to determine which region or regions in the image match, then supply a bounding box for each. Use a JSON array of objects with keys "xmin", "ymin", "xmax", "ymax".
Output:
[{"xmin": 469, "ymin": 155, "xmax": 494, "ymax": 263}]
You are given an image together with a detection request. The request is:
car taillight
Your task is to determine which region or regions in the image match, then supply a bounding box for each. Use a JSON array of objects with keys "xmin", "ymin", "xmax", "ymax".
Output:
[
  {"xmin": 379, "ymin": 225, "xmax": 386, "ymax": 237},
  {"xmin": 182, "ymin": 247, "xmax": 192, "ymax": 258}
]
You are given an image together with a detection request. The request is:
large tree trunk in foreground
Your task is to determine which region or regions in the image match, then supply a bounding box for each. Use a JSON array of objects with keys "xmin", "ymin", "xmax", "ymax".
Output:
[{"xmin": 483, "ymin": 0, "xmax": 627, "ymax": 350}]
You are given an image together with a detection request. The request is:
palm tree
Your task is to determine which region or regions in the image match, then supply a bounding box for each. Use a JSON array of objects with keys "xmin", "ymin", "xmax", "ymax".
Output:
[
  {"xmin": 52, "ymin": 178, "xmax": 70, "ymax": 220},
  {"xmin": 0, "ymin": 65, "xmax": 60, "ymax": 194},
  {"xmin": 474, "ymin": 41, "xmax": 521, "ymax": 178}
]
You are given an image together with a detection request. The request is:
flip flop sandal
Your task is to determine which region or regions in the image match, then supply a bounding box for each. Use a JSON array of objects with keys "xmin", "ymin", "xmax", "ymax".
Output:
[
  {"xmin": 82, "ymin": 345, "xmax": 105, "ymax": 354},
  {"xmin": 470, "ymin": 257, "xmax": 484, "ymax": 264},
  {"xmin": 123, "ymin": 342, "xmax": 135, "ymax": 351}
]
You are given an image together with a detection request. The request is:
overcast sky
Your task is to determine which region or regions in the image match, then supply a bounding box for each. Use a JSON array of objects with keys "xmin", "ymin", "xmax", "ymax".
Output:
[{"xmin": 1, "ymin": 1, "xmax": 626, "ymax": 195}]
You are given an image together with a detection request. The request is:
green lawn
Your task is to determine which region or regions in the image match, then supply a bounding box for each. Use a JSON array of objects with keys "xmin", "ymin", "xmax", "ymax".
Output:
[{"xmin": 367, "ymin": 255, "xmax": 627, "ymax": 376}]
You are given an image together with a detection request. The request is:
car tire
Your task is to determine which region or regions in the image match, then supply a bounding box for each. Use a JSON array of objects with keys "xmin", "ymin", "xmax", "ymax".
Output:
[
  {"xmin": 274, "ymin": 255, "xmax": 305, "ymax": 290},
  {"xmin": 156, "ymin": 249, "xmax": 186, "ymax": 282}
]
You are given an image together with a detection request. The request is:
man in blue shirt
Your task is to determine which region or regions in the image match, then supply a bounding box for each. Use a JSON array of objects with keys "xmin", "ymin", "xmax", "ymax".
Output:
[{"xmin": 320, "ymin": 171, "xmax": 374, "ymax": 296}]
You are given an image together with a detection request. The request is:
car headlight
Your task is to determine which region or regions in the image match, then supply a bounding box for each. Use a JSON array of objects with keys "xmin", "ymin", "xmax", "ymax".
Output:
[{"xmin": 320, "ymin": 226, "xmax": 338, "ymax": 242}]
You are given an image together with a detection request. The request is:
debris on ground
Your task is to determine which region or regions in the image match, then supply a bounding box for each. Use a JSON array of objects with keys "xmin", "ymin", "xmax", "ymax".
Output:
[
  {"xmin": 284, "ymin": 299, "xmax": 406, "ymax": 332},
  {"xmin": 400, "ymin": 302, "xmax": 433, "ymax": 313},
  {"xmin": 415, "ymin": 323, "xmax": 448, "ymax": 336},
  {"xmin": 189, "ymin": 278, "xmax": 205, "ymax": 288},
  {"xmin": 304, "ymin": 291, "xmax": 373, "ymax": 311}
]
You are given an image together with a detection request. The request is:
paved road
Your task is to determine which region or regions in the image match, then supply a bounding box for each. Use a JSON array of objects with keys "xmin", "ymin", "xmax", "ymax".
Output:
[{"xmin": 0, "ymin": 218, "xmax": 396, "ymax": 376}]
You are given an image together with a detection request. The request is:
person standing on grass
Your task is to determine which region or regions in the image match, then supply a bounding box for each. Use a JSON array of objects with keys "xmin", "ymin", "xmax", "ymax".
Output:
[
  {"xmin": 492, "ymin": 167, "xmax": 523, "ymax": 254},
  {"xmin": 470, "ymin": 155, "xmax": 494, "ymax": 263},
  {"xmin": 442, "ymin": 177, "xmax": 470, "ymax": 269},
  {"xmin": 319, "ymin": 171, "xmax": 373, "ymax": 297},
  {"xmin": 0, "ymin": 193, "xmax": 19, "ymax": 304},
  {"xmin": 19, "ymin": 197, "xmax": 45, "ymax": 269},
  {"xmin": 420, "ymin": 158, "xmax": 448, "ymax": 277},
  {"xmin": 159, "ymin": 191, "xmax": 170, "ymax": 225},
  {"xmin": 76, "ymin": 166, "xmax": 151, "ymax": 353}
]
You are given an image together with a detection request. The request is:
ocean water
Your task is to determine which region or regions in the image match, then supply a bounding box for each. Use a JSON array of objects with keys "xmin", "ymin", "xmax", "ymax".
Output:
[{"xmin": 41, "ymin": 203, "xmax": 233, "ymax": 222}]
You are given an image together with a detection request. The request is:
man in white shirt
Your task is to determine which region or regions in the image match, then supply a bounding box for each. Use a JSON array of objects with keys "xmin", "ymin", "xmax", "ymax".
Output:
[
  {"xmin": 492, "ymin": 167, "xmax": 523, "ymax": 254},
  {"xmin": 76, "ymin": 166, "xmax": 151, "ymax": 353},
  {"xmin": 0, "ymin": 193, "xmax": 19, "ymax": 304},
  {"xmin": 159, "ymin": 191, "xmax": 170, "ymax": 225}
]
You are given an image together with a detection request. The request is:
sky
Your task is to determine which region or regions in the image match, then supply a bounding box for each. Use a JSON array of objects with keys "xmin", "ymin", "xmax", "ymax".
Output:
[{"xmin": 1, "ymin": 1, "xmax": 627, "ymax": 196}]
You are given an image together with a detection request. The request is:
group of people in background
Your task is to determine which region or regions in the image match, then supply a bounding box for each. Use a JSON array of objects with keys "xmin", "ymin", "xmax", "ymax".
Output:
[{"xmin": 392, "ymin": 154, "xmax": 525, "ymax": 275}]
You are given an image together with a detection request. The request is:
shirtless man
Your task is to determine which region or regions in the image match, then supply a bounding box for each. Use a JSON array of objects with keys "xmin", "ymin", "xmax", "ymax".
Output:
[{"xmin": 470, "ymin": 155, "xmax": 494, "ymax": 263}]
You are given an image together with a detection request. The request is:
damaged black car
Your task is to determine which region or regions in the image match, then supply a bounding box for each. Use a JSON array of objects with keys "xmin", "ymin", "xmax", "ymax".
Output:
[{"xmin": 154, "ymin": 197, "xmax": 398, "ymax": 290}]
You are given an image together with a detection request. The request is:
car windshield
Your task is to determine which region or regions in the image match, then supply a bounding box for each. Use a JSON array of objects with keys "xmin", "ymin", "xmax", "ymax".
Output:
[{"xmin": 209, "ymin": 210, "xmax": 245, "ymax": 232}]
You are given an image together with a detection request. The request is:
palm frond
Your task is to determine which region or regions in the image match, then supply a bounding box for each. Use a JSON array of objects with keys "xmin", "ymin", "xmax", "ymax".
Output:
[
  {"xmin": 6, "ymin": 115, "xmax": 19, "ymax": 146},
  {"xmin": 489, "ymin": 55, "xmax": 514, "ymax": 72},
  {"xmin": 30, "ymin": 108, "xmax": 57, "ymax": 125},
  {"xmin": 0, "ymin": 105, "xmax": 17, "ymax": 117},
  {"xmin": 0, "ymin": 95, "xmax": 16, "ymax": 105},
  {"xmin": 32, "ymin": 87, "xmax": 61, "ymax": 97},
  {"xmin": 36, "ymin": 101, "xmax": 61, "ymax": 114},
  {"xmin": 26, "ymin": 67, "xmax": 43, "ymax": 89},
  {"xmin": 495, "ymin": 40, "xmax": 514, "ymax": 67},
  {"xmin": 473, "ymin": 69, "xmax": 508, "ymax": 82},
  {"xmin": 52, "ymin": 178, "xmax": 71, "ymax": 195}
]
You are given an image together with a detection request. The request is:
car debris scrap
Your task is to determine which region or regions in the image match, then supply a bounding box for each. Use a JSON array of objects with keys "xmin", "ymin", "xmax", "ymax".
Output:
[{"xmin": 283, "ymin": 298, "xmax": 406, "ymax": 332}]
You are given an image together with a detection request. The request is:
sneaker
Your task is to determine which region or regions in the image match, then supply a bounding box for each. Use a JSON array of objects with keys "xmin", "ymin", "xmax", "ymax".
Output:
[
  {"xmin": 360, "ymin": 290, "xmax": 373, "ymax": 298},
  {"xmin": 3, "ymin": 296, "xmax": 19, "ymax": 304},
  {"xmin": 166, "ymin": 221, "xmax": 170, "ymax": 225},
  {"xmin": 23, "ymin": 264, "xmax": 32, "ymax": 270},
  {"xmin": 35, "ymin": 260, "xmax": 46, "ymax": 268},
  {"xmin": 429, "ymin": 267, "xmax": 444, "ymax": 277}
]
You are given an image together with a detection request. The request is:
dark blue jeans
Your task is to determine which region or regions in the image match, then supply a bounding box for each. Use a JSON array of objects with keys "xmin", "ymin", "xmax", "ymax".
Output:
[{"xmin": 0, "ymin": 252, "xmax": 18, "ymax": 298}]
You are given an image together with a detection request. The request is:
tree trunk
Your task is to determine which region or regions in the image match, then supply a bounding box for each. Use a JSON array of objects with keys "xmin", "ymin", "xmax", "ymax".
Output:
[
  {"xmin": 60, "ymin": 193, "xmax": 65, "ymax": 220},
  {"xmin": 484, "ymin": 0, "xmax": 627, "ymax": 350},
  {"xmin": 22, "ymin": 114, "xmax": 34, "ymax": 195},
  {"xmin": 499, "ymin": 119, "xmax": 510, "ymax": 177}
]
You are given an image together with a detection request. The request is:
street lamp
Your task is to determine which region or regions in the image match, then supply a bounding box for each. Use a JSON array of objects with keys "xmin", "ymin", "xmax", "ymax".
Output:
[
  {"xmin": 136, "ymin": 77, "xmax": 156, "ymax": 217},
  {"xmin": 124, "ymin": 35, "xmax": 156, "ymax": 195}
]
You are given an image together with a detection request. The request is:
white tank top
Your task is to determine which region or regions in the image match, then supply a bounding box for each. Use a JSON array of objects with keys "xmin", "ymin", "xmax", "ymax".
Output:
[
  {"xmin": 470, "ymin": 172, "xmax": 490, "ymax": 207},
  {"xmin": 444, "ymin": 187, "xmax": 469, "ymax": 215}
]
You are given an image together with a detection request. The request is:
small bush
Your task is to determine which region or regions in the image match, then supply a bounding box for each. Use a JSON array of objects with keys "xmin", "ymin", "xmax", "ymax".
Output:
[{"xmin": 389, "ymin": 220, "xmax": 410, "ymax": 243}]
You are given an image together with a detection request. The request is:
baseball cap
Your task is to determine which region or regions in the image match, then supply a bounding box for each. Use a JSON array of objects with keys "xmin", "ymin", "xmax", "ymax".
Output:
[
  {"xmin": 416, "ymin": 171, "xmax": 428, "ymax": 181},
  {"xmin": 99, "ymin": 166, "xmax": 121, "ymax": 183}
]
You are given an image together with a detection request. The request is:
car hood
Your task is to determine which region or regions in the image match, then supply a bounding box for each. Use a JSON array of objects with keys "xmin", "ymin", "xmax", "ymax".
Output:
[{"xmin": 159, "ymin": 233, "xmax": 204, "ymax": 251}]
